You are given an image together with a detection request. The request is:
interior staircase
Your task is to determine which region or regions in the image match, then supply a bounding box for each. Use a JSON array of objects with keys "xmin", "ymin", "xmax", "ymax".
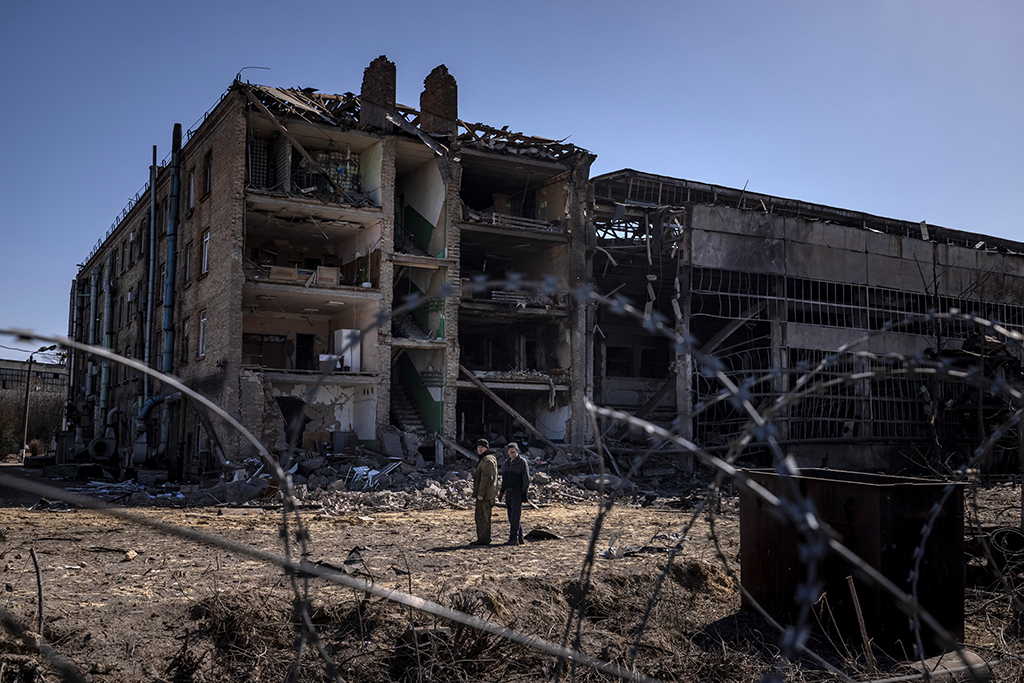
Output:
[
  {"xmin": 390, "ymin": 383, "xmax": 429, "ymax": 437},
  {"xmin": 393, "ymin": 313, "xmax": 432, "ymax": 340}
]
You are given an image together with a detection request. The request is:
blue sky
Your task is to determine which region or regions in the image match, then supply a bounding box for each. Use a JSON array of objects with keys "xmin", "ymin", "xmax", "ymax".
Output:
[{"xmin": 1, "ymin": 1, "xmax": 1021, "ymax": 360}]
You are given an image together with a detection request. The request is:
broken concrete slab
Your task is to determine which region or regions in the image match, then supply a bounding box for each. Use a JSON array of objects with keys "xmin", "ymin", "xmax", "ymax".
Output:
[
  {"xmin": 298, "ymin": 457, "xmax": 326, "ymax": 477},
  {"xmin": 380, "ymin": 428, "xmax": 405, "ymax": 459}
]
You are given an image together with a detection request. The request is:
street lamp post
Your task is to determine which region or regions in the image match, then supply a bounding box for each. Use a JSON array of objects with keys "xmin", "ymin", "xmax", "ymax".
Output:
[{"xmin": 21, "ymin": 345, "xmax": 57, "ymax": 461}]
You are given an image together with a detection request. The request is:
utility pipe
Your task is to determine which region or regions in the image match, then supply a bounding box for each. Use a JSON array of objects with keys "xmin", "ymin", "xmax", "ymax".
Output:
[
  {"xmin": 138, "ymin": 391, "xmax": 182, "ymax": 464},
  {"xmin": 139, "ymin": 393, "xmax": 174, "ymax": 421},
  {"xmin": 144, "ymin": 145, "xmax": 157, "ymax": 401},
  {"xmin": 98, "ymin": 254, "xmax": 113, "ymax": 434},
  {"xmin": 86, "ymin": 267, "xmax": 99, "ymax": 398},
  {"xmin": 176, "ymin": 395, "xmax": 188, "ymax": 481},
  {"xmin": 106, "ymin": 406, "xmax": 119, "ymax": 435},
  {"xmin": 161, "ymin": 124, "xmax": 182, "ymax": 374},
  {"xmin": 66, "ymin": 279, "xmax": 78, "ymax": 431}
]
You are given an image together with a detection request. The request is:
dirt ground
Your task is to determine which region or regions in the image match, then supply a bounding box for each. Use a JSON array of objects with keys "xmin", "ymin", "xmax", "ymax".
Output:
[{"xmin": 0, "ymin": 474, "xmax": 1022, "ymax": 683}]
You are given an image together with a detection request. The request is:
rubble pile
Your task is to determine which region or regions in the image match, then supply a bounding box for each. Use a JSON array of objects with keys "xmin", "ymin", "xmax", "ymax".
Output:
[
  {"xmin": 29, "ymin": 437, "xmax": 697, "ymax": 510},
  {"xmin": 281, "ymin": 467, "xmax": 612, "ymax": 514},
  {"xmin": 260, "ymin": 444, "xmax": 697, "ymax": 514}
]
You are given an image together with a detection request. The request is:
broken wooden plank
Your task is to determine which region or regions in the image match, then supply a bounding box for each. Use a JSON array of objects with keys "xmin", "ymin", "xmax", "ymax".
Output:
[
  {"xmin": 385, "ymin": 109, "xmax": 448, "ymax": 157},
  {"xmin": 458, "ymin": 363, "xmax": 568, "ymax": 459},
  {"xmin": 435, "ymin": 432, "xmax": 478, "ymax": 463}
]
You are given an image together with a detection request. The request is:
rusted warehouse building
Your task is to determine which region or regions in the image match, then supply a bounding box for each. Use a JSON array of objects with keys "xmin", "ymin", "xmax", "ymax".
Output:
[
  {"xmin": 64, "ymin": 59, "xmax": 1024, "ymax": 480},
  {"xmin": 591, "ymin": 169, "xmax": 1024, "ymax": 471}
]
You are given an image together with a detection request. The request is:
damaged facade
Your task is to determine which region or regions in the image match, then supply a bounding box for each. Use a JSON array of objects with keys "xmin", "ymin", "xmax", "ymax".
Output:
[
  {"xmin": 592, "ymin": 169, "xmax": 1024, "ymax": 472},
  {"xmin": 64, "ymin": 58, "xmax": 592, "ymax": 479},
  {"xmin": 64, "ymin": 58, "xmax": 1024, "ymax": 480}
]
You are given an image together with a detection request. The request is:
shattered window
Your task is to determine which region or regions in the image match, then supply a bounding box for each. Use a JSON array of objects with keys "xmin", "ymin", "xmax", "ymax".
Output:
[
  {"xmin": 184, "ymin": 241, "xmax": 193, "ymax": 282},
  {"xmin": 198, "ymin": 310, "xmax": 207, "ymax": 358},
  {"xmin": 203, "ymin": 150, "xmax": 212, "ymax": 196},
  {"xmin": 201, "ymin": 230, "xmax": 210, "ymax": 274},
  {"xmin": 605, "ymin": 346, "xmax": 632, "ymax": 377},
  {"xmin": 639, "ymin": 345, "xmax": 669, "ymax": 379}
]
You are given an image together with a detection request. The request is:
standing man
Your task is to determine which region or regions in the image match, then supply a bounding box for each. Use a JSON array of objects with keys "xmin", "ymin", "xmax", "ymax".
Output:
[
  {"xmin": 471, "ymin": 439, "xmax": 499, "ymax": 546},
  {"xmin": 497, "ymin": 442, "xmax": 530, "ymax": 545}
]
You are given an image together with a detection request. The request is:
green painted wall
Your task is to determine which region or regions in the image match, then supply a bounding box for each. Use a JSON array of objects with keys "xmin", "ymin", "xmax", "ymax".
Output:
[
  {"xmin": 396, "ymin": 355, "xmax": 442, "ymax": 433},
  {"xmin": 403, "ymin": 205, "xmax": 435, "ymax": 253}
]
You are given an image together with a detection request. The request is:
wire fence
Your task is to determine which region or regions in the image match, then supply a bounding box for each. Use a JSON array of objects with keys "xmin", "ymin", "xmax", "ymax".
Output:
[{"xmin": 1, "ymin": 278, "xmax": 1023, "ymax": 682}]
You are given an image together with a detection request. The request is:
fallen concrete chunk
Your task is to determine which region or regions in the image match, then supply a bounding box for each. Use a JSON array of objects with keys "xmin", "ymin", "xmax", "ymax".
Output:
[
  {"xmin": 381, "ymin": 428, "xmax": 405, "ymax": 459},
  {"xmin": 298, "ymin": 457, "xmax": 325, "ymax": 476}
]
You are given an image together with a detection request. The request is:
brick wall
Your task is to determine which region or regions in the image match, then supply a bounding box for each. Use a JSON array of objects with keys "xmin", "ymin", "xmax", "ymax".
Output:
[
  {"xmin": 420, "ymin": 65, "xmax": 457, "ymax": 137},
  {"xmin": 173, "ymin": 91, "xmax": 248, "ymax": 469},
  {"xmin": 441, "ymin": 163, "xmax": 463, "ymax": 440},
  {"xmin": 360, "ymin": 56, "xmax": 396, "ymax": 132},
  {"xmin": 374, "ymin": 138, "xmax": 396, "ymax": 436}
]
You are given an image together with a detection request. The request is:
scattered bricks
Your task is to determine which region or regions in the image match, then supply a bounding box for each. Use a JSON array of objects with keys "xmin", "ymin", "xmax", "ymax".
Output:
[
  {"xmin": 123, "ymin": 550, "xmax": 138, "ymax": 562},
  {"xmin": 533, "ymin": 471, "xmax": 552, "ymax": 485},
  {"xmin": 551, "ymin": 450, "xmax": 571, "ymax": 466}
]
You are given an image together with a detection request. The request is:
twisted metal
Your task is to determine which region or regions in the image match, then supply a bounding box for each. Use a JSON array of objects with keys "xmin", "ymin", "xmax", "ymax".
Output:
[{"xmin": 3, "ymin": 282, "xmax": 1024, "ymax": 682}]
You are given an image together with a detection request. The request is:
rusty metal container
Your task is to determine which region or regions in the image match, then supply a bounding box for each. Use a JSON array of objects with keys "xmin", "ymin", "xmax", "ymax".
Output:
[{"xmin": 739, "ymin": 468, "xmax": 963, "ymax": 655}]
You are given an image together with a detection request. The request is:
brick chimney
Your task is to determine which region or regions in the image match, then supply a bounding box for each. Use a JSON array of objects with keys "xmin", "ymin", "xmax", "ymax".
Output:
[
  {"xmin": 360, "ymin": 55, "xmax": 396, "ymax": 132},
  {"xmin": 419, "ymin": 65, "xmax": 458, "ymax": 137}
]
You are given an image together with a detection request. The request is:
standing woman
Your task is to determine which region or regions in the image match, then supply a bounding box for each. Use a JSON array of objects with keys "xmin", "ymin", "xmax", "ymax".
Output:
[{"xmin": 497, "ymin": 442, "xmax": 530, "ymax": 545}]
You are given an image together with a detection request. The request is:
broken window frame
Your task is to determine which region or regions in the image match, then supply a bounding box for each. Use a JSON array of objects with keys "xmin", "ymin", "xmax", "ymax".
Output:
[
  {"xmin": 201, "ymin": 230, "xmax": 210, "ymax": 275},
  {"xmin": 197, "ymin": 310, "xmax": 207, "ymax": 359},
  {"xmin": 181, "ymin": 316, "xmax": 190, "ymax": 363},
  {"xmin": 203, "ymin": 150, "xmax": 213, "ymax": 197},
  {"xmin": 184, "ymin": 240, "xmax": 194, "ymax": 283},
  {"xmin": 187, "ymin": 170, "xmax": 196, "ymax": 214}
]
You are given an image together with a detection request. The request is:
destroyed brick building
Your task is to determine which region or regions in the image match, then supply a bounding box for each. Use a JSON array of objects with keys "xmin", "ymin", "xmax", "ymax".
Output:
[
  {"xmin": 64, "ymin": 58, "xmax": 591, "ymax": 479},
  {"xmin": 63, "ymin": 57, "xmax": 1024, "ymax": 480}
]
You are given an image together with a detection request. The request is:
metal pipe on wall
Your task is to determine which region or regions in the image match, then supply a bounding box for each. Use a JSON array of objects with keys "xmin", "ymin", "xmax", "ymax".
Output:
[
  {"xmin": 144, "ymin": 145, "xmax": 157, "ymax": 402},
  {"xmin": 98, "ymin": 254, "xmax": 113, "ymax": 434},
  {"xmin": 86, "ymin": 267, "xmax": 99, "ymax": 399},
  {"xmin": 65, "ymin": 279, "xmax": 81, "ymax": 433},
  {"xmin": 161, "ymin": 124, "xmax": 182, "ymax": 374},
  {"xmin": 66, "ymin": 280, "xmax": 77, "ymax": 411}
]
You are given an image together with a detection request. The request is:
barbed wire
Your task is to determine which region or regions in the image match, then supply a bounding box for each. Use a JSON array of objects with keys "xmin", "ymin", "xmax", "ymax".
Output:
[{"xmin": 2, "ymin": 280, "xmax": 1023, "ymax": 682}]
